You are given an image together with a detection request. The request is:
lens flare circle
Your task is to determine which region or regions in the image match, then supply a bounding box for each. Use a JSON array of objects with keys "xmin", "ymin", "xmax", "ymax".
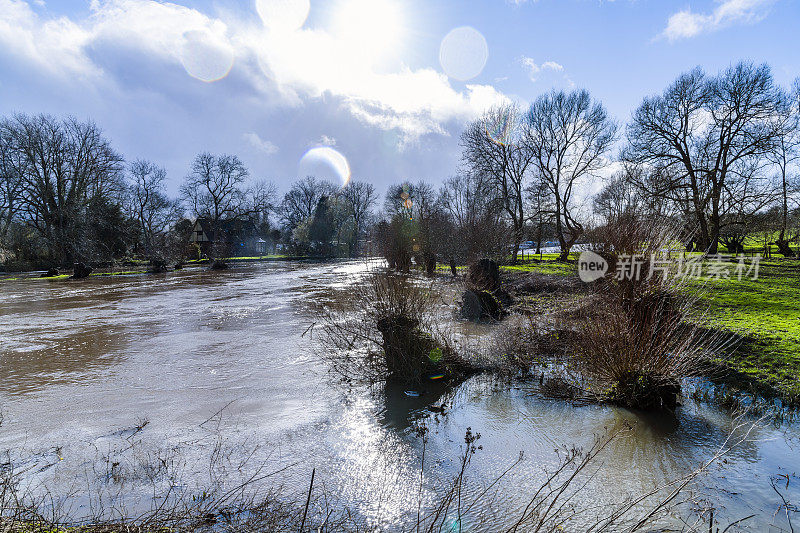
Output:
[
  {"xmin": 180, "ymin": 30, "xmax": 235, "ymax": 83},
  {"xmin": 439, "ymin": 26, "xmax": 488, "ymax": 81},
  {"xmin": 485, "ymin": 109, "xmax": 515, "ymax": 146},
  {"xmin": 298, "ymin": 146, "xmax": 352, "ymax": 187},
  {"xmin": 256, "ymin": 0, "xmax": 311, "ymax": 31}
]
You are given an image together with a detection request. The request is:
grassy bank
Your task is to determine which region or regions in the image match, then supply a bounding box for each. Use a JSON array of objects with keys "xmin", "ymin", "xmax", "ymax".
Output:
[
  {"xmin": 184, "ymin": 254, "xmax": 293, "ymax": 264},
  {"xmin": 501, "ymin": 253, "xmax": 579, "ymax": 276},
  {"xmin": 496, "ymin": 254, "xmax": 800, "ymax": 404},
  {"xmin": 692, "ymin": 258, "xmax": 800, "ymax": 403}
]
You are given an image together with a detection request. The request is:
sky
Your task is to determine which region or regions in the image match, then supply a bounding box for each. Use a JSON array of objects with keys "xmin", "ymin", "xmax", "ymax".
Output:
[{"xmin": 0, "ymin": 0, "xmax": 798, "ymax": 197}]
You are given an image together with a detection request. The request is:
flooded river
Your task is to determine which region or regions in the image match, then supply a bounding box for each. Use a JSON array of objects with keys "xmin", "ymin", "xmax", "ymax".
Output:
[{"xmin": 0, "ymin": 261, "xmax": 798, "ymax": 530}]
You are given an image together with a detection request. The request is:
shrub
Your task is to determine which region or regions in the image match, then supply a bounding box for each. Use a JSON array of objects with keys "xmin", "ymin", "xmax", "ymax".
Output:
[
  {"xmin": 574, "ymin": 215, "xmax": 713, "ymax": 410},
  {"xmin": 318, "ymin": 268, "xmax": 484, "ymax": 384}
]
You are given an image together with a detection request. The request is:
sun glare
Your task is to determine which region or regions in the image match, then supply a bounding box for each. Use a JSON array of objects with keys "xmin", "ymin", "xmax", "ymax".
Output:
[{"xmin": 332, "ymin": 0, "xmax": 405, "ymax": 64}]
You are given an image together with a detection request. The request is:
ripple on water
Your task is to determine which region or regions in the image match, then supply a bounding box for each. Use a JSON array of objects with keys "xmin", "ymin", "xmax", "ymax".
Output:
[{"xmin": 0, "ymin": 261, "xmax": 797, "ymax": 530}]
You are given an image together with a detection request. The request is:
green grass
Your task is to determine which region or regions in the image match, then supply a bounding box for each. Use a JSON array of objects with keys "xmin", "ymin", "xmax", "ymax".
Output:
[
  {"xmin": 688, "ymin": 257, "xmax": 800, "ymax": 402},
  {"xmin": 489, "ymin": 252, "xmax": 800, "ymax": 402},
  {"xmin": 1, "ymin": 271, "xmax": 148, "ymax": 282},
  {"xmin": 222, "ymin": 254, "xmax": 289, "ymax": 261},
  {"xmin": 35, "ymin": 274, "xmax": 70, "ymax": 280},
  {"xmin": 185, "ymin": 254, "xmax": 290, "ymax": 263},
  {"xmin": 501, "ymin": 254, "xmax": 578, "ymax": 276},
  {"xmin": 90, "ymin": 270, "xmax": 148, "ymax": 277},
  {"xmin": 431, "ymin": 255, "xmax": 578, "ymax": 277}
]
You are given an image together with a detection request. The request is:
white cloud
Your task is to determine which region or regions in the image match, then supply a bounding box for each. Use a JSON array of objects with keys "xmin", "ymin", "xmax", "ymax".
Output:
[
  {"xmin": 0, "ymin": 0, "xmax": 510, "ymax": 144},
  {"xmin": 245, "ymin": 28, "xmax": 508, "ymax": 142},
  {"xmin": 660, "ymin": 0, "xmax": 775, "ymax": 42},
  {"xmin": 315, "ymin": 135, "xmax": 337, "ymax": 146},
  {"xmin": 243, "ymin": 132, "xmax": 279, "ymax": 155},
  {"xmin": 520, "ymin": 57, "xmax": 564, "ymax": 82},
  {"xmin": 0, "ymin": 0, "xmax": 98, "ymax": 79}
]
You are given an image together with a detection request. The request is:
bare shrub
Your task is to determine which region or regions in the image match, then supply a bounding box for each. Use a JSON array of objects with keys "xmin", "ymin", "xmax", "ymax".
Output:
[
  {"xmin": 317, "ymin": 268, "xmax": 487, "ymax": 384},
  {"xmin": 575, "ymin": 215, "xmax": 718, "ymax": 410}
]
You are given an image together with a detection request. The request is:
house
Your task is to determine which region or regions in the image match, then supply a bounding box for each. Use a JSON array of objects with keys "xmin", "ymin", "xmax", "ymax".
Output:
[{"xmin": 189, "ymin": 218, "xmax": 267, "ymax": 257}]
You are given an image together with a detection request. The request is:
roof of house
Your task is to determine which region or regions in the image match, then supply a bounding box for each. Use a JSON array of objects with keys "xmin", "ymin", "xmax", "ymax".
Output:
[{"xmin": 192, "ymin": 218, "xmax": 259, "ymax": 242}]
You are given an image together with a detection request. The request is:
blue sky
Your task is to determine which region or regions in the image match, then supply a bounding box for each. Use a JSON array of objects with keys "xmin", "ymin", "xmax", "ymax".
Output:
[{"xmin": 1, "ymin": 0, "xmax": 798, "ymax": 196}]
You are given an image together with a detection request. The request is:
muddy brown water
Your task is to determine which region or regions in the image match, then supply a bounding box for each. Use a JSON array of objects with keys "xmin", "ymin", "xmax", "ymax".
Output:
[{"xmin": 0, "ymin": 261, "xmax": 798, "ymax": 530}]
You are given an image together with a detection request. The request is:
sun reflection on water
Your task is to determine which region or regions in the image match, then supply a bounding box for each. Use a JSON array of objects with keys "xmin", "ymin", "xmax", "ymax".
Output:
[{"xmin": 329, "ymin": 395, "xmax": 429, "ymax": 528}]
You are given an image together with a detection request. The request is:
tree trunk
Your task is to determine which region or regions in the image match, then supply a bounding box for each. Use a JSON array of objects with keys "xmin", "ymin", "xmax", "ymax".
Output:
[
  {"xmin": 707, "ymin": 212, "xmax": 720, "ymax": 255},
  {"xmin": 511, "ymin": 223, "xmax": 522, "ymax": 265},
  {"xmin": 535, "ymin": 221, "xmax": 542, "ymax": 255},
  {"xmin": 775, "ymin": 239, "xmax": 795, "ymax": 258}
]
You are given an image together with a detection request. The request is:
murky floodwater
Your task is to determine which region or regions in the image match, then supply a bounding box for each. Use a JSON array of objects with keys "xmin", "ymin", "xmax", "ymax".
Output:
[{"xmin": 0, "ymin": 261, "xmax": 798, "ymax": 531}]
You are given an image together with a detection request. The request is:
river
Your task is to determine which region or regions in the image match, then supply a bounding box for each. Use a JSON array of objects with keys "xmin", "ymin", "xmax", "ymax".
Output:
[{"xmin": 0, "ymin": 261, "xmax": 797, "ymax": 531}]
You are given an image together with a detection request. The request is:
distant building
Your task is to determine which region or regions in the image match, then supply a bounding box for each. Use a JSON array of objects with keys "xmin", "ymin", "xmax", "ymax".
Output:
[{"xmin": 189, "ymin": 218, "xmax": 268, "ymax": 257}]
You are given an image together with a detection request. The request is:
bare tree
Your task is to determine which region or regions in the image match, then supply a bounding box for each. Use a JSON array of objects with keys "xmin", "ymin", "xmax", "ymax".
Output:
[
  {"xmin": 461, "ymin": 104, "xmax": 534, "ymax": 263},
  {"xmin": 280, "ymin": 176, "xmax": 337, "ymax": 230},
  {"xmin": 127, "ymin": 159, "xmax": 179, "ymax": 258},
  {"xmin": 593, "ymin": 171, "xmax": 639, "ymax": 223},
  {"xmin": 439, "ymin": 174, "xmax": 479, "ymax": 230},
  {"xmin": 381, "ymin": 180, "xmax": 441, "ymax": 272},
  {"xmin": 0, "ymin": 126, "xmax": 24, "ymax": 245},
  {"xmin": 1, "ymin": 114, "xmax": 125, "ymax": 265},
  {"xmin": 246, "ymin": 179, "xmax": 278, "ymax": 227},
  {"xmin": 340, "ymin": 180, "xmax": 377, "ymax": 256},
  {"xmin": 437, "ymin": 173, "xmax": 508, "ymax": 265},
  {"xmin": 384, "ymin": 180, "xmax": 437, "ymax": 222},
  {"xmin": 625, "ymin": 62, "xmax": 785, "ymax": 254},
  {"xmin": 523, "ymin": 89, "xmax": 617, "ymax": 260},
  {"xmin": 181, "ymin": 153, "xmax": 249, "ymax": 223},
  {"xmin": 794, "ymin": 77, "xmax": 800, "ymax": 112},
  {"xmin": 767, "ymin": 88, "xmax": 800, "ymax": 256},
  {"xmin": 525, "ymin": 177, "xmax": 553, "ymax": 255}
]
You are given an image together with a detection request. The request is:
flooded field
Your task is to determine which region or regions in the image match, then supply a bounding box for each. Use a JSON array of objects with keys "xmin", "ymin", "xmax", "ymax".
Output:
[{"xmin": 1, "ymin": 261, "xmax": 798, "ymax": 530}]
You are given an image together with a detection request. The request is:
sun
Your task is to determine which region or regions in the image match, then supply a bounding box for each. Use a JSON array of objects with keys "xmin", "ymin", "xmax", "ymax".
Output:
[{"xmin": 332, "ymin": 0, "xmax": 405, "ymax": 64}]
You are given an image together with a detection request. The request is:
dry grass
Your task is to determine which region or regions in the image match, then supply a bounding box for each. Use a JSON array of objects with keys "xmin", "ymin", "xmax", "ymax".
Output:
[
  {"xmin": 0, "ymin": 408, "xmax": 768, "ymax": 532},
  {"xmin": 315, "ymin": 268, "xmax": 491, "ymax": 384},
  {"xmin": 573, "ymin": 216, "xmax": 721, "ymax": 410}
]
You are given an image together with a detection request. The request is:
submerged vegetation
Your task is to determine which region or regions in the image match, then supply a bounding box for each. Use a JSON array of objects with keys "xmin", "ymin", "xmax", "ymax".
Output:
[
  {"xmin": 317, "ymin": 269, "xmax": 498, "ymax": 384},
  {"xmin": 569, "ymin": 217, "xmax": 713, "ymax": 410},
  {"xmin": 0, "ymin": 408, "xmax": 769, "ymax": 532}
]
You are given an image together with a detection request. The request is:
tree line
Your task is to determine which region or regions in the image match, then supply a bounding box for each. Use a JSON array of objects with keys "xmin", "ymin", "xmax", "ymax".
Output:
[
  {"xmin": 0, "ymin": 115, "xmax": 379, "ymax": 270},
  {"xmin": 388, "ymin": 60, "xmax": 800, "ymax": 271},
  {"xmin": 2, "ymin": 61, "xmax": 799, "ymax": 271}
]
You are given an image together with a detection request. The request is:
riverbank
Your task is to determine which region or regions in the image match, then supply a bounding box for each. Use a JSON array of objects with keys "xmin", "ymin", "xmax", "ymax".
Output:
[
  {"xmin": 491, "ymin": 254, "xmax": 800, "ymax": 407},
  {"xmin": 0, "ymin": 254, "xmax": 330, "ymax": 281}
]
